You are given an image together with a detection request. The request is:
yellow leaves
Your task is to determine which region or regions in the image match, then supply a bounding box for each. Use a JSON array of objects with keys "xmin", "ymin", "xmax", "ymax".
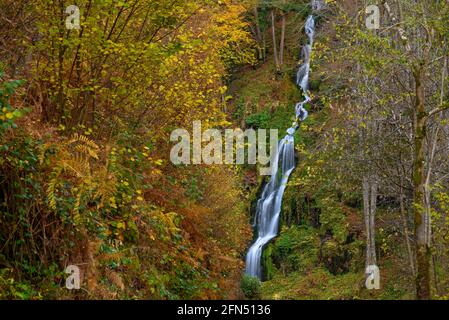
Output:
[
  {"xmin": 109, "ymin": 197, "xmax": 118, "ymax": 209},
  {"xmin": 215, "ymin": 119, "xmax": 232, "ymax": 127},
  {"xmin": 0, "ymin": 106, "xmax": 14, "ymax": 122},
  {"xmin": 161, "ymin": 212, "xmax": 181, "ymax": 235},
  {"xmin": 151, "ymin": 169, "xmax": 162, "ymax": 176},
  {"xmin": 219, "ymin": 86, "xmax": 228, "ymax": 94}
]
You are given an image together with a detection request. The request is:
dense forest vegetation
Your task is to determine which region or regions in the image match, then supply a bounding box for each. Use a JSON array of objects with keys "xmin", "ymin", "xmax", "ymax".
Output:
[{"xmin": 1, "ymin": 0, "xmax": 448, "ymax": 300}]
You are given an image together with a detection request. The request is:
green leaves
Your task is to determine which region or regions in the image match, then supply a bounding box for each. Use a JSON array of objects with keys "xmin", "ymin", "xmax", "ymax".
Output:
[{"xmin": 0, "ymin": 70, "xmax": 25, "ymax": 131}]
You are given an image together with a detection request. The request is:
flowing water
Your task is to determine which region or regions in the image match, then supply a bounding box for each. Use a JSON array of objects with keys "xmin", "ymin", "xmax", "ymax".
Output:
[{"xmin": 245, "ymin": 3, "xmax": 320, "ymax": 279}]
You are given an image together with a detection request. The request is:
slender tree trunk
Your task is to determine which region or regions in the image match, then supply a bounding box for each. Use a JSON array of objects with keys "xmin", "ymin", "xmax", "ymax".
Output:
[
  {"xmin": 424, "ymin": 126, "xmax": 438, "ymax": 247},
  {"xmin": 432, "ymin": 237, "xmax": 440, "ymax": 295},
  {"xmin": 253, "ymin": 7, "xmax": 262, "ymax": 43},
  {"xmin": 56, "ymin": 2, "xmax": 64, "ymax": 121},
  {"xmin": 279, "ymin": 13, "xmax": 286, "ymax": 66},
  {"xmin": 400, "ymin": 186, "xmax": 415, "ymax": 277},
  {"xmin": 363, "ymin": 178, "xmax": 371, "ymax": 267},
  {"xmin": 271, "ymin": 10, "xmax": 279, "ymax": 71},
  {"xmin": 369, "ymin": 179, "xmax": 378, "ymax": 265},
  {"xmin": 262, "ymin": 31, "xmax": 266, "ymax": 61},
  {"xmin": 413, "ymin": 64, "xmax": 431, "ymax": 300},
  {"xmin": 253, "ymin": 7, "xmax": 263, "ymax": 60},
  {"xmin": 363, "ymin": 176, "xmax": 377, "ymax": 267},
  {"xmin": 425, "ymin": 56, "xmax": 447, "ymax": 297}
]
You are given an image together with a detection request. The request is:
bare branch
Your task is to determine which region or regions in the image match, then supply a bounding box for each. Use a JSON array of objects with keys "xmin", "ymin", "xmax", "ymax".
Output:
[{"xmin": 428, "ymin": 102, "xmax": 449, "ymax": 118}]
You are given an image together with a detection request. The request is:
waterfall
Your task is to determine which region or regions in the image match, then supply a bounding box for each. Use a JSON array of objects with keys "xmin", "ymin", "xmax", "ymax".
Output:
[{"xmin": 245, "ymin": 2, "xmax": 321, "ymax": 280}]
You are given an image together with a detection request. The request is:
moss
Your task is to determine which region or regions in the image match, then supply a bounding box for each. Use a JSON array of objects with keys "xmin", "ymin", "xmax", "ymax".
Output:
[
  {"xmin": 261, "ymin": 268, "xmax": 363, "ymax": 300},
  {"xmin": 271, "ymin": 225, "xmax": 320, "ymax": 274},
  {"xmin": 262, "ymin": 243, "xmax": 275, "ymax": 281}
]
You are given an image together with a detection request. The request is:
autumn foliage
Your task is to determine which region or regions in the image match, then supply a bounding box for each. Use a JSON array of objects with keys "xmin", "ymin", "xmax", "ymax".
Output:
[{"xmin": 0, "ymin": 0, "xmax": 255, "ymax": 299}]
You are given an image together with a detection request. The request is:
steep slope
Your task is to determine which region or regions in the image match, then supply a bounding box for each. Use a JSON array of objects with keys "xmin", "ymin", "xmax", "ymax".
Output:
[{"xmin": 231, "ymin": 0, "xmax": 416, "ymax": 300}]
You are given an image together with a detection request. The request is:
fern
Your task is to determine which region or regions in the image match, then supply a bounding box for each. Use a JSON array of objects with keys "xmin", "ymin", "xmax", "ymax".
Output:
[{"xmin": 45, "ymin": 134, "xmax": 100, "ymax": 215}]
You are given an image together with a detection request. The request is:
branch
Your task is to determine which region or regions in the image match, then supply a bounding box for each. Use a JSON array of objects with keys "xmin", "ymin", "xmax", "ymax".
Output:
[
  {"xmin": 382, "ymin": 1, "xmax": 411, "ymax": 52},
  {"xmin": 428, "ymin": 102, "xmax": 449, "ymax": 118}
]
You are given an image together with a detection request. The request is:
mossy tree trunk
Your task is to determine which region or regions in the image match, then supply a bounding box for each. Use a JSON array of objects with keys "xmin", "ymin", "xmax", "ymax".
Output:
[{"xmin": 413, "ymin": 63, "xmax": 430, "ymax": 300}]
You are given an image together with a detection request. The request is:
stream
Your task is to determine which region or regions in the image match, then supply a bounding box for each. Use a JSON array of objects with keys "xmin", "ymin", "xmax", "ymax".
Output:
[{"xmin": 245, "ymin": 1, "xmax": 321, "ymax": 279}]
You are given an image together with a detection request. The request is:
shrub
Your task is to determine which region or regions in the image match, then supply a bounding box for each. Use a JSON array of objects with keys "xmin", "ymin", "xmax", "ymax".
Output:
[
  {"xmin": 245, "ymin": 111, "xmax": 270, "ymax": 129},
  {"xmin": 240, "ymin": 275, "xmax": 261, "ymax": 299},
  {"xmin": 0, "ymin": 69, "xmax": 25, "ymax": 132}
]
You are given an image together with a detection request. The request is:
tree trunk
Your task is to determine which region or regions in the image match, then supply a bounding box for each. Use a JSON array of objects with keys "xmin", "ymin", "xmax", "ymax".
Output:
[
  {"xmin": 279, "ymin": 13, "xmax": 286, "ymax": 66},
  {"xmin": 413, "ymin": 64, "xmax": 431, "ymax": 300},
  {"xmin": 253, "ymin": 7, "xmax": 263, "ymax": 60},
  {"xmin": 363, "ymin": 176, "xmax": 377, "ymax": 267},
  {"xmin": 271, "ymin": 11, "xmax": 279, "ymax": 71},
  {"xmin": 400, "ymin": 186, "xmax": 415, "ymax": 277},
  {"xmin": 369, "ymin": 178, "xmax": 378, "ymax": 265},
  {"xmin": 262, "ymin": 31, "xmax": 266, "ymax": 61}
]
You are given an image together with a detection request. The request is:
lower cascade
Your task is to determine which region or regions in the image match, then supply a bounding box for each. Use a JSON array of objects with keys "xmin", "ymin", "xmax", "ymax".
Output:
[{"xmin": 245, "ymin": 3, "xmax": 320, "ymax": 279}]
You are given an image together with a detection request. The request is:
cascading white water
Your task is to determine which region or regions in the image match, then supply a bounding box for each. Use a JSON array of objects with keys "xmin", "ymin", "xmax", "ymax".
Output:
[
  {"xmin": 295, "ymin": 15, "xmax": 315, "ymax": 121},
  {"xmin": 245, "ymin": 3, "xmax": 320, "ymax": 279}
]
